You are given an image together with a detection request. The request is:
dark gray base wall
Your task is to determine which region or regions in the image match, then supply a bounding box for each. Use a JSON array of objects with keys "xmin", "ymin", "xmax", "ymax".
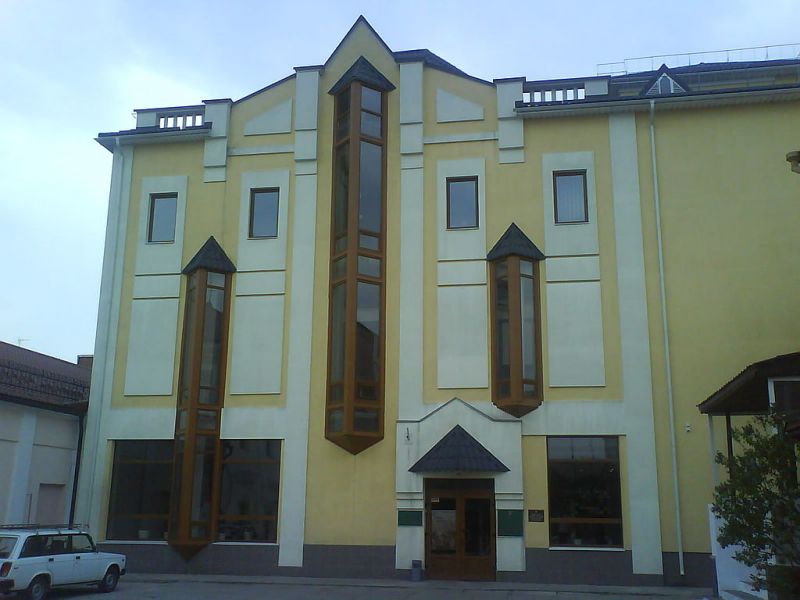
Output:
[{"xmin": 100, "ymin": 543, "xmax": 714, "ymax": 588}]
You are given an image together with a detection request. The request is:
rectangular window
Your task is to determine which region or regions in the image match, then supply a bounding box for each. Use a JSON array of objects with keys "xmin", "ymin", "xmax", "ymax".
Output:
[
  {"xmin": 249, "ymin": 188, "xmax": 279, "ymax": 239},
  {"xmin": 148, "ymin": 193, "xmax": 178, "ymax": 243},
  {"xmin": 218, "ymin": 440, "xmax": 281, "ymax": 542},
  {"xmin": 553, "ymin": 171, "xmax": 588, "ymax": 224},
  {"xmin": 547, "ymin": 436, "xmax": 623, "ymax": 547},
  {"xmin": 107, "ymin": 440, "xmax": 173, "ymax": 541},
  {"xmin": 447, "ymin": 177, "xmax": 479, "ymax": 229}
]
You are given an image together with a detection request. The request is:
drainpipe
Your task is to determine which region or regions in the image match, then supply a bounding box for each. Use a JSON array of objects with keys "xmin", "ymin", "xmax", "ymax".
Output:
[
  {"xmin": 649, "ymin": 99, "xmax": 685, "ymax": 576},
  {"xmin": 69, "ymin": 413, "xmax": 86, "ymax": 525}
]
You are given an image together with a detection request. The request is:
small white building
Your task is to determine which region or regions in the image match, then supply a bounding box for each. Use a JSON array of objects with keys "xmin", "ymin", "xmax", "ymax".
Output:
[{"xmin": 0, "ymin": 342, "xmax": 90, "ymax": 525}]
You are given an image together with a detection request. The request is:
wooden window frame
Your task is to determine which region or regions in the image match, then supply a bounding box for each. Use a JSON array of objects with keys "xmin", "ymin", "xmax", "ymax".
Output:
[
  {"xmin": 446, "ymin": 176, "xmax": 479, "ymax": 230},
  {"xmin": 106, "ymin": 440, "xmax": 174, "ymax": 541},
  {"xmin": 147, "ymin": 192, "xmax": 178, "ymax": 243},
  {"xmin": 489, "ymin": 256, "xmax": 543, "ymax": 417},
  {"xmin": 546, "ymin": 436, "xmax": 623, "ymax": 549},
  {"xmin": 326, "ymin": 81, "xmax": 387, "ymax": 455},
  {"xmin": 248, "ymin": 187, "xmax": 280, "ymax": 239},
  {"xmin": 169, "ymin": 269, "xmax": 232, "ymax": 557},
  {"xmin": 553, "ymin": 170, "xmax": 588, "ymax": 225}
]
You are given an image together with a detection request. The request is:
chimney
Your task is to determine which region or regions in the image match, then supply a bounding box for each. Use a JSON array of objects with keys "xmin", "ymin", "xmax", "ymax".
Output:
[{"xmin": 77, "ymin": 355, "xmax": 93, "ymax": 370}]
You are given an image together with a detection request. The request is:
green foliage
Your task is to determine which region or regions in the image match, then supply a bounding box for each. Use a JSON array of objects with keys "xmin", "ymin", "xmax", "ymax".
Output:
[{"xmin": 712, "ymin": 413, "xmax": 800, "ymax": 595}]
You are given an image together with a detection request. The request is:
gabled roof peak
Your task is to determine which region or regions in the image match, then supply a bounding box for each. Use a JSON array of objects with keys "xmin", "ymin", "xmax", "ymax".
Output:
[
  {"xmin": 329, "ymin": 56, "xmax": 396, "ymax": 95},
  {"xmin": 182, "ymin": 236, "xmax": 236, "ymax": 275},
  {"xmin": 409, "ymin": 425, "xmax": 510, "ymax": 473},
  {"xmin": 487, "ymin": 223, "xmax": 545, "ymax": 261}
]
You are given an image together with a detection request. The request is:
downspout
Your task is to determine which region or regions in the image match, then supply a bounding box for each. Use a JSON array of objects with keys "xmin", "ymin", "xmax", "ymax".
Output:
[
  {"xmin": 69, "ymin": 413, "xmax": 85, "ymax": 525},
  {"xmin": 649, "ymin": 99, "xmax": 685, "ymax": 576}
]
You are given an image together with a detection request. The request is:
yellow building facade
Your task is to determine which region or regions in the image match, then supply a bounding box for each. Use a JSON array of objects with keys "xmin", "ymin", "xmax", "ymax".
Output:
[{"xmin": 75, "ymin": 18, "xmax": 800, "ymax": 587}]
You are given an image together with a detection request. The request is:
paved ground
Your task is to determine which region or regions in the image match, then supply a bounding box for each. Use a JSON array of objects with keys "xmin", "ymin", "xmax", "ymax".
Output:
[{"xmin": 3, "ymin": 574, "xmax": 717, "ymax": 600}]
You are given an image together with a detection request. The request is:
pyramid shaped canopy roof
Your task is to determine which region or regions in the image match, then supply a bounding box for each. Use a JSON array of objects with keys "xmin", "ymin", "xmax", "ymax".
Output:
[
  {"xmin": 182, "ymin": 236, "xmax": 236, "ymax": 275},
  {"xmin": 409, "ymin": 425, "xmax": 509, "ymax": 473},
  {"xmin": 487, "ymin": 223, "xmax": 545, "ymax": 261},
  {"xmin": 329, "ymin": 56, "xmax": 396, "ymax": 95}
]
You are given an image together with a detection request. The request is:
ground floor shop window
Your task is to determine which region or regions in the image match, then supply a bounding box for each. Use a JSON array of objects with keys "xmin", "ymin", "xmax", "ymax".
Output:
[
  {"xmin": 107, "ymin": 440, "xmax": 173, "ymax": 540},
  {"xmin": 218, "ymin": 440, "xmax": 281, "ymax": 542},
  {"xmin": 547, "ymin": 436, "xmax": 623, "ymax": 547}
]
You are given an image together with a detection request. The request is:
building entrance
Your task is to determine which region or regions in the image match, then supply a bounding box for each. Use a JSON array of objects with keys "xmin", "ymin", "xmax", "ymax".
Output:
[{"xmin": 424, "ymin": 478, "xmax": 496, "ymax": 580}]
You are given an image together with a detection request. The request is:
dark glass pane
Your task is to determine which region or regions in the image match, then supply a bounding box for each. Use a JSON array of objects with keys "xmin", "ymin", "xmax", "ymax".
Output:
[
  {"xmin": 191, "ymin": 524, "xmax": 208, "ymax": 539},
  {"xmin": 359, "ymin": 141, "xmax": 382, "ymax": 233},
  {"xmin": 197, "ymin": 410, "xmax": 217, "ymax": 431},
  {"xmin": 222, "ymin": 439, "xmax": 281, "ymax": 462},
  {"xmin": 330, "ymin": 284, "xmax": 346, "ymax": 382},
  {"xmin": 207, "ymin": 272, "xmax": 225, "ymax": 287},
  {"xmin": 250, "ymin": 189, "xmax": 279, "ymax": 238},
  {"xmin": 465, "ymin": 498, "xmax": 491, "ymax": 556},
  {"xmin": 199, "ymin": 388, "xmax": 218, "ymax": 405},
  {"xmin": 334, "ymin": 144, "xmax": 349, "ymax": 235},
  {"xmin": 169, "ymin": 446, "xmax": 183, "ymax": 534},
  {"xmin": 361, "ymin": 86, "xmax": 382, "ymax": 113},
  {"xmin": 359, "ymin": 233, "xmax": 379, "ymax": 250},
  {"xmin": 190, "ymin": 452, "xmax": 215, "ymax": 522},
  {"xmin": 107, "ymin": 518, "xmax": 168, "ymax": 541},
  {"xmin": 336, "ymin": 88, "xmax": 350, "ymax": 115},
  {"xmin": 495, "ymin": 264, "xmax": 510, "ymax": 381},
  {"xmin": 149, "ymin": 195, "xmax": 177, "ymax": 243},
  {"xmin": 523, "ymin": 382, "xmax": 536, "ymax": 397},
  {"xmin": 109, "ymin": 462, "xmax": 172, "ymax": 516},
  {"xmin": 219, "ymin": 460, "xmax": 280, "ymax": 517},
  {"xmin": 334, "ymin": 235, "xmax": 348, "ymax": 253},
  {"xmin": 180, "ymin": 277, "xmax": 199, "ymax": 406},
  {"xmin": 71, "ymin": 535, "xmax": 95, "ymax": 553},
  {"xmin": 498, "ymin": 381, "xmax": 511, "ymax": 398},
  {"xmin": 357, "ymin": 382, "xmax": 377, "ymax": 400},
  {"xmin": 357, "ymin": 255, "xmax": 380, "ymax": 277},
  {"xmin": 177, "ymin": 409, "xmax": 187, "ymax": 431},
  {"xmin": 361, "ymin": 111, "xmax": 381, "ymax": 139},
  {"xmin": 329, "ymin": 384, "xmax": 343, "ymax": 404},
  {"xmin": 447, "ymin": 179, "xmax": 478, "ymax": 229},
  {"xmin": 356, "ymin": 282, "xmax": 380, "ymax": 381},
  {"xmin": 336, "ymin": 112, "xmax": 350, "ymax": 141},
  {"xmin": 521, "ymin": 273, "xmax": 536, "ymax": 380},
  {"xmin": 548, "ymin": 437, "xmax": 618, "ymax": 461},
  {"xmin": 430, "ymin": 497, "xmax": 456, "ymax": 554},
  {"xmin": 354, "ymin": 408, "xmax": 379, "ymax": 432},
  {"xmin": 199, "ymin": 286, "xmax": 225, "ymax": 389},
  {"xmin": 520, "ymin": 260, "xmax": 534, "ymax": 276},
  {"xmin": 328, "ymin": 408, "xmax": 344, "ymax": 433},
  {"xmin": 332, "ymin": 256, "xmax": 347, "ymax": 281},
  {"xmin": 218, "ymin": 519, "xmax": 277, "ymax": 542},
  {"xmin": 194, "ymin": 435, "xmax": 216, "ymax": 454},
  {"xmin": 773, "ymin": 380, "xmax": 800, "ymax": 413},
  {"xmin": 555, "ymin": 173, "xmax": 587, "ymax": 223},
  {"xmin": 549, "ymin": 521, "xmax": 623, "ymax": 547},
  {"xmin": 115, "ymin": 440, "xmax": 173, "ymax": 462}
]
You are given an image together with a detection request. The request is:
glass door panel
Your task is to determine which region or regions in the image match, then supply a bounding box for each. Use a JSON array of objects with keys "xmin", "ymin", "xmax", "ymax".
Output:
[{"xmin": 429, "ymin": 497, "xmax": 457, "ymax": 554}]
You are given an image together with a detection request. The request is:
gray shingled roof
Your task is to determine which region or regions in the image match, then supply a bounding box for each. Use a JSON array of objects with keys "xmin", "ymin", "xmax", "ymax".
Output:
[
  {"xmin": 329, "ymin": 56, "xmax": 396, "ymax": 95},
  {"xmin": 182, "ymin": 236, "xmax": 236, "ymax": 275},
  {"xmin": 487, "ymin": 223, "xmax": 546, "ymax": 261},
  {"xmin": 409, "ymin": 425, "xmax": 509, "ymax": 473}
]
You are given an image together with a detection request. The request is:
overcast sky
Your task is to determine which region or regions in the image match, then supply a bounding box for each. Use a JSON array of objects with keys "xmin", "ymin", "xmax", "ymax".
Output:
[{"xmin": 1, "ymin": 0, "xmax": 798, "ymax": 363}]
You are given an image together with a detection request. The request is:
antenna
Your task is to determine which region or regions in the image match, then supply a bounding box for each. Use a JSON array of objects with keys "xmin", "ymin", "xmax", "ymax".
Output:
[{"xmin": 17, "ymin": 338, "xmax": 29, "ymax": 347}]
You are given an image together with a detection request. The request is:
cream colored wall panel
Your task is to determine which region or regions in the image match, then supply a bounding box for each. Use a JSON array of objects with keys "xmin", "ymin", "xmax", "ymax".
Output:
[
  {"xmin": 542, "ymin": 152, "xmax": 599, "ymax": 257},
  {"xmin": 436, "ymin": 88, "xmax": 484, "ymax": 123},
  {"xmin": 33, "ymin": 412, "xmax": 78, "ymax": 449},
  {"xmin": 134, "ymin": 175, "xmax": 187, "ymax": 275},
  {"xmin": 399, "ymin": 62, "xmax": 423, "ymax": 125},
  {"xmin": 105, "ymin": 408, "xmax": 176, "ymax": 439},
  {"xmin": 229, "ymin": 295, "xmax": 284, "ymax": 394},
  {"xmin": 238, "ymin": 169, "xmax": 291, "ymax": 272},
  {"xmin": 437, "ymin": 260, "xmax": 486, "ymax": 286},
  {"xmin": 132, "ymin": 274, "xmax": 181, "ymax": 299},
  {"xmin": 123, "ymin": 298, "xmax": 179, "ymax": 396},
  {"xmin": 546, "ymin": 281, "xmax": 606, "ymax": 387},
  {"xmin": 437, "ymin": 158, "xmax": 486, "ymax": 261},
  {"xmin": 235, "ymin": 271, "xmax": 285, "ymax": 296},
  {"xmin": 243, "ymin": 99, "xmax": 293, "ymax": 135},
  {"xmin": 545, "ymin": 256, "xmax": 601, "ymax": 282},
  {"xmin": 437, "ymin": 285, "xmax": 489, "ymax": 388}
]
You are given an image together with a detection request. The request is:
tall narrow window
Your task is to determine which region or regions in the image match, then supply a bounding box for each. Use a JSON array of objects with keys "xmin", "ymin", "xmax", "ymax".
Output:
[
  {"xmin": 148, "ymin": 193, "xmax": 177, "ymax": 242},
  {"xmin": 326, "ymin": 61, "xmax": 392, "ymax": 455},
  {"xmin": 170, "ymin": 236, "xmax": 235, "ymax": 558},
  {"xmin": 249, "ymin": 188, "xmax": 279, "ymax": 238},
  {"xmin": 553, "ymin": 171, "xmax": 588, "ymax": 224},
  {"xmin": 446, "ymin": 177, "xmax": 478, "ymax": 229},
  {"xmin": 487, "ymin": 224, "xmax": 545, "ymax": 417}
]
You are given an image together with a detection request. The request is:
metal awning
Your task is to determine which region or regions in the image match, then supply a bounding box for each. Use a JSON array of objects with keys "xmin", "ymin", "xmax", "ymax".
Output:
[{"xmin": 409, "ymin": 425, "xmax": 509, "ymax": 473}]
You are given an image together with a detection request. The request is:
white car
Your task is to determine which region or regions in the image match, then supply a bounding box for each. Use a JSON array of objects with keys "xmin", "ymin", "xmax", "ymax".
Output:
[{"xmin": 0, "ymin": 526, "xmax": 126, "ymax": 600}]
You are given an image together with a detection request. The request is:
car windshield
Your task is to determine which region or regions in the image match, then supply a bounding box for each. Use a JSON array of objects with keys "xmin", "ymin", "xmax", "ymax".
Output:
[{"xmin": 0, "ymin": 536, "xmax": 17, "ymax": 559}]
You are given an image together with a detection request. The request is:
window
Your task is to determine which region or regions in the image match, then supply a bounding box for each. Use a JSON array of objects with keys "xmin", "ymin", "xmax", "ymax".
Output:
[
  {"xmin": 147, "ymin": 193, "xmax": 177, "ymax": 242},
  {"xmin": 447, "ymin": 177, "xmax": 478, "ymax": 229},
  {"xmin": 326, "ymin": 80, "xmax": 387, "ymax": 455},
  {"xmin": 107, "ymin": 440, "xmax": 173, "ymax": 540},
  {"xmin": 547, "ymin": 437, "xmax": 623, "ymax": 548},
  {"xmin": 249, "ymin": 188, "xmax": 279, "ymax": 239},
  {"xmin": 0, "ymin": 536, "xmax": 16, "ymax": 559},
  {"xmin": 553, "ymin": 171, "xmax": 588, "ymax": 224},
  {"xmin": 218, "ymin": 440, "xmax": 281, "ymax": 542},
  {"xmin": 70, "ymin": 534, "xmax": 95, "ymax": 553},
  {"xmin": 20, "ymin": 536, "xmax": 46, "ymax": 558}
]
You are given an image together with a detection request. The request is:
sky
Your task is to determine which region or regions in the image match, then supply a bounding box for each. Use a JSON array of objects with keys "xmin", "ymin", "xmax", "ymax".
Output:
[{"xmin": 0, "ymin": 0, "xmax": 798, "ymax": 363}]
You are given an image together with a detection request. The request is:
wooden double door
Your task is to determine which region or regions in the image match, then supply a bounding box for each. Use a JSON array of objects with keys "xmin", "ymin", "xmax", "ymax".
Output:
[{"xmin": 424, "ymin": 478, "xmax": 496, "ymax": 581}]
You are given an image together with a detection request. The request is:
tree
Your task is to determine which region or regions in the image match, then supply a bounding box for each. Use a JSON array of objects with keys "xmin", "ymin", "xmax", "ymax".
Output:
[{"xmin": 712, "ymin": 412, "xmax": 800, "ymax": 597}]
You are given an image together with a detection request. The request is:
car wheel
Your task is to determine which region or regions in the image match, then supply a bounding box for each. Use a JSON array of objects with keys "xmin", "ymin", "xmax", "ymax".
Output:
[
  {"xmin": 26, "ymin": 575, "xmax": 49, "ymax": 600},
  {"xmin": 98, "ymin": 566, "xmax": 119, "ymax": 593}
]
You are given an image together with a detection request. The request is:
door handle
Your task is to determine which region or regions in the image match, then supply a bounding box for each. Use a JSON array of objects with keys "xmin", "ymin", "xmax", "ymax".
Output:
[
  {"xmin": 75, "ymin": 556, "xmax": 81, "ymax": 560},
  {"xmin": 48, "ymin": 558, "xmax": 54, "ymax": 562}
]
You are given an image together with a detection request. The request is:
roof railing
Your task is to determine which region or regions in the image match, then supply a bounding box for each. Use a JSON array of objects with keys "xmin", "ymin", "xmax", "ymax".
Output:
[
  {"xmin": 157, "ymin": 108, "xmax": 204, "ymax": 130},
  {"xmin": 598, "ymin": 42, "xmax": 800, "ymax": 76}
]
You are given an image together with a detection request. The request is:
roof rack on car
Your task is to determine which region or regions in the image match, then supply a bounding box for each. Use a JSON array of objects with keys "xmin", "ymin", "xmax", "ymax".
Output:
[{"xmin": 0, "ymin": 523, "xmax": 89, "ymax": 532}]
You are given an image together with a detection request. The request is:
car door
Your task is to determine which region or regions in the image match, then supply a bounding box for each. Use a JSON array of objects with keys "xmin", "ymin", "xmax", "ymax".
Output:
[
  {"xmin": 14, "ymin": 535, "xmax": 48, "ymax": 589},
  {"xmin": 42, "ymin": 535, "xmax": 76, "ymax": 585},
  {"xmin": 70, "ymin": 535, "xmax": 102, "ymax": 583}
]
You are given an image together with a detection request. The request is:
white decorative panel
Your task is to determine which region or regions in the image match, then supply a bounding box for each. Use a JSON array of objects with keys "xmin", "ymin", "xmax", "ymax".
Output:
[
  {"xmin": 437, "ymin": 285, "xmax": 489, "ymax": 389},
  {"xmin": 436, "ymin": 88, "xmax": 484, "ymax": 123},
  {"xmin": 229, "ymin": 295, "xmax": 284, "ymax": 395},
  {"xmin": 546, "ymin": 281, "xmax": 606, "ymax": 387},
  {"xmin": 132, "ymin": 274, "xmax": 181, "ymax": 299},
  {"xmin": 134, "ymin": 176, "xmax": 187, "ymax": 275},
  {"xmin": 244, "ymin": 99, "xmax": 293, "ymax": 135},
  {"xmin": 235, "ymin": 271, "xmax": 285, "ymax": 296},
  {"xmin": 437, "ymin": 261, "xmax": 486, "ymax": 286},
  {"xmin": 545, "ymin": 256, "xmax": 600, "ymax": 282},
  {"xmin": 238, "ymin": 169, "xmax": 290, "ymax": 272},
  {"xmin": 123, "ymin": 298, "xmax": 179, "ymax": 395},
  {"xmin": 437, "ymin": 158, "xmax": 486, "ymax": 261}
]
